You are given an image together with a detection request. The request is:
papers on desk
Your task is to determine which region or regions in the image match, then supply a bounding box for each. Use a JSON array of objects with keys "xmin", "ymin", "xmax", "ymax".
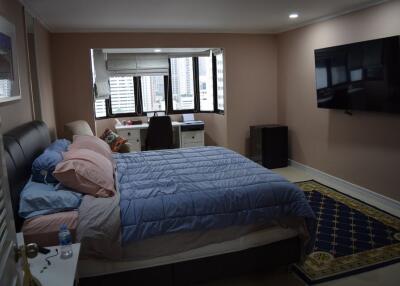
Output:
[
  {"xmin": 182, "ymin": 113, "xmax": 195, "ymax": 122},
  {"xmin": 182, "ymin": 114, "xmax": 204, "ymax": 125}
]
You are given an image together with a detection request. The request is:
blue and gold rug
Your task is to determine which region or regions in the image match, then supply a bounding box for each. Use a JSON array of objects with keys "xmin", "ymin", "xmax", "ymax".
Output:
[{"xmin": 293, "ymin": 180, "xmax": 400, "ymax": 284}]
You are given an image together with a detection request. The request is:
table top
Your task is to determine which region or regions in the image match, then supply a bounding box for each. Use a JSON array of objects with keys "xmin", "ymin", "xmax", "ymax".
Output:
[
  {"xmin": 115, "ymin": 121, "xmax": 181, "ymax": 129},
  {"xmin": 115, "ymin": 120, "xmax": 204, "ymax": 130},
  {"xmin": 29, "ymin": 244, "xmax": 80, "ymax": 286}
]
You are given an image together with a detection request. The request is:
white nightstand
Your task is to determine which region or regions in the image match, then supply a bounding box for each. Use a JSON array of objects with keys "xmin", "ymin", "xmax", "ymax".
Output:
[
  {"xmin": 17, "ymin": 233, "xmax": 80, "ymax": 286},
  {"xmin": 29, "ymin": 243, "xmax": 81, "ymax": 286}
]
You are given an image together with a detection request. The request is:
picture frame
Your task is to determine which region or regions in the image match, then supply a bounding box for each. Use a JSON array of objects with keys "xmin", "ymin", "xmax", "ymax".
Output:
[{"xmin": 0, "ymin": 15, "xmax": 20, "ymax": 104}]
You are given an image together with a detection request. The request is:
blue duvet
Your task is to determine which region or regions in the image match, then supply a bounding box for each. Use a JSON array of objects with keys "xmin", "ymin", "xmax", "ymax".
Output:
[{"xmin": 115, "ymin": 147, "xmax": 316, "ymax": 251}]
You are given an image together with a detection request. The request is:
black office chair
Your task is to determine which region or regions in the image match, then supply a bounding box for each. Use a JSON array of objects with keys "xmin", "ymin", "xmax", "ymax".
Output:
[{"xmin": 146, "ymin": 116, "xmax": 173, "ymax": 150}]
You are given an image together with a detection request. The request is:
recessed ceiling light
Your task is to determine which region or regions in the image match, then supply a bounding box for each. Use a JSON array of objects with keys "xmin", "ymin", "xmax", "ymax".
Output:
[
  {"xmin": 154, "ymin": 49, "xmax": 162, "ymax": 53},
  {"xmin": 289, "ymin": 13, "xmax": 299, "ymax": 19}
]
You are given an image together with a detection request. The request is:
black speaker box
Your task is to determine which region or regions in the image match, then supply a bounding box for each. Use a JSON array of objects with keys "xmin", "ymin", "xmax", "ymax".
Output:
[{"xmin": 250, "ymin": 125, "xmax": 288, "ymax": 169}]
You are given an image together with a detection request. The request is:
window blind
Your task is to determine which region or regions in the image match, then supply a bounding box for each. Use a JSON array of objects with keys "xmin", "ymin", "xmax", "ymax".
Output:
[
  {"xmin": 94, "ymin": 99, "xmax": 107, "ymax": 118},
  {"xmin": 92, "ymin": 49, "xmax": 110, "ymax": 99},
  {"xmin": 0, "ymin": 130, "xmax": 19, "ymax": 286},
  {"xmin": 109, "ymin": 76, "xmax": 135, "ymax": 114},
  {"xmin": 107, "ymin": 54, "xmax": 169, "ymax": 76},
  {"xmin": 215, "ymin": 53, "xmax": 225, "ymax": 111}
]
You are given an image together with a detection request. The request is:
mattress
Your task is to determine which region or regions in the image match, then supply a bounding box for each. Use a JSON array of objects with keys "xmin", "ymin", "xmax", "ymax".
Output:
[
  {"xmin": 120, "ymin": 222, "xmax": 275, "ymax": 261},
  {"xmin": 78, "ymin": 224, "xmax": 299, "ymax": 278},
  {"xmin": 77, "ymin": 146, "xmax": 315, "ymax": 261},
  {"xmin": 22, "ymin": 211, "xmax": 78, "ymax": 246}
]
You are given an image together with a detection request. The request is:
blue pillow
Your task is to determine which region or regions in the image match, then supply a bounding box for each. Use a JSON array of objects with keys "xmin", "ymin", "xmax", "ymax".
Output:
[
  {"xmin": 47, "ymin": 139, "xmax": 71, "ymax": 153},
  {"xmin": 31, "ymin": 139, "xmax": 71, "ymax": 184},
  {"xmin": 32, "ymin": 150, "xmax": 63, "ymax": 183},
  {"xmin": 19, "ymin": 179, "xmax": 82, "ymax": 219}
]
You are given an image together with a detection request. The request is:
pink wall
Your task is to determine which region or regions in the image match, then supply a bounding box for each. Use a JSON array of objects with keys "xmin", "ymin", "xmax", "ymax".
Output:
[
  {"xmin": 34, "ymin": 22, "xmax": 57, "ymax": 138},
  {"xmin": 0, "ymin": 0, "xmax": 56, "ymax": 136},
  {"xmin": 196, "ymin": 113, "xmax": 227, "ymax": 147},
  {"xmin": 0, "ymin": 0, "xmax": 33, "ymax": 132},
  {"xmin": 4, "ymin": 0, "xmax": 398, "ymax": 202},
  {"xmin": 277, "ymin": 1, "xmax": 400, "ymax": 201},
  {"xmin": 225, "ymin": 36, "xmax": 277, "ymax": 154},
  {"xmin": 50, "ymin": 33, "xmax": 277, "ymax": 154}
]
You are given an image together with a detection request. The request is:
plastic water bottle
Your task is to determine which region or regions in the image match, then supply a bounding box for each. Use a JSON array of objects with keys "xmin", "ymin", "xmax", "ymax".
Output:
[{"xmin": 59, "ymin": 224, "xmax": 73, "ymax": 259}]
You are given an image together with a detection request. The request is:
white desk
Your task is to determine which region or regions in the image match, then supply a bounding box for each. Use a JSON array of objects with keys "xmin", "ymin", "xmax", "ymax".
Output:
[
  {"xmin": 116, "ymin": 121, "xmax": 205, "ymax": 151},
  {"xmin": 115, "ymin": 121, "xmax": 183, "ymax": 130}
]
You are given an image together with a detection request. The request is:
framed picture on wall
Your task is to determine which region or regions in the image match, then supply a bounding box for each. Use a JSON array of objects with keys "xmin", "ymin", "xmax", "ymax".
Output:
[{"xmin": 0, "ymin": 15, "xmax": 20, "ymax": 104}]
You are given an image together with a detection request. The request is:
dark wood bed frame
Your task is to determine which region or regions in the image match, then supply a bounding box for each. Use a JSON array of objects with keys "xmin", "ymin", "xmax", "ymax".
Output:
[{"xmin": 3, "ymin": 121, "xmax": 301, "ymax": 285}]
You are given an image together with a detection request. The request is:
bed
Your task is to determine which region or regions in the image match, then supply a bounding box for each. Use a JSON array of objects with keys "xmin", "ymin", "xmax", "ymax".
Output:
[{"xmin": 3, "ymin": 121, "xmax": 316, "ymax": 285}]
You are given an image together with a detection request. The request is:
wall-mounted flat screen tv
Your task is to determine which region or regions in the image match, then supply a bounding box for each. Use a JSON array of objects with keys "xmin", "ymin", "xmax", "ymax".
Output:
[{"xmin": 314, "ymin": 36, "xmax": 400, "ymax": 114}]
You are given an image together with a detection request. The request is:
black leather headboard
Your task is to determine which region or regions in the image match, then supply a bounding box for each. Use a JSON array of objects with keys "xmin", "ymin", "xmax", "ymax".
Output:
[{"xmin": 3, "ymin": 120, "xmax": 51, "ymax": 230}]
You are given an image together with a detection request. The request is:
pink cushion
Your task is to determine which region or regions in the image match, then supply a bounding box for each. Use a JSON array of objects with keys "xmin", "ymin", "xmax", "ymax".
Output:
[
  {"xmin": 69, "ymin": 135, "xmax": 114, "ymax": 164},
  {"xmin": 54, "ymin": 149, "xmax": 115, "ymax": 198}
]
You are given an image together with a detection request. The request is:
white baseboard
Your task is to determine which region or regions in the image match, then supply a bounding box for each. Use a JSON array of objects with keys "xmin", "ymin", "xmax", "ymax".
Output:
[{"xmin": 289, "ymin": 160, "xmax": 400, "ymax": 217}]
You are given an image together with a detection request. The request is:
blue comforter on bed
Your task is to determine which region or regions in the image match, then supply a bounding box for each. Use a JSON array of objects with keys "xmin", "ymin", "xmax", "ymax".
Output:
[{"xmin": 115, "ymin": 147, "xmax": 316, "ymax": 251}]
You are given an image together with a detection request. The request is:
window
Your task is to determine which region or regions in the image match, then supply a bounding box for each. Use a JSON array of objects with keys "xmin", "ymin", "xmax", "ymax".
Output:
[
  {"xmin": 215, "ymin": 54, "xmax": 224, "ymax": 112},
  {"xmin": 198, "ymin": 56, "xmax": 214, "ymax": 111},
  {"xmin": 109, "ymin": 76, "xmax": 135, "ymax": 114},
  {"xmin": 92, "ymin": 49, "xmax": 226, "ymax": 119},
  {"xmin": 0, "ymin": 80, "xmax": 11, "ymax": 98},
  {"xmin": 95, "ymin": 99, "xmax": 107, "ymax": 118},
  {"xmin": 170, "ymin": 57, "xmax": 195, "ymax": 110},
  {"xmin": 141, "ymin": 75, "xmax": 166, "ymax": 112},
  {"xmin": 0, "ymin": 22, "xmax": 20, "ymax": 104}
]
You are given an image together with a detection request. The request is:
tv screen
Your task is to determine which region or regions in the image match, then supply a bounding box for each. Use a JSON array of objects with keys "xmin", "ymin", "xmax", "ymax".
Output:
[{"xmin": 314, "ymin": 36, "xmax": 400, "ymax": 114}]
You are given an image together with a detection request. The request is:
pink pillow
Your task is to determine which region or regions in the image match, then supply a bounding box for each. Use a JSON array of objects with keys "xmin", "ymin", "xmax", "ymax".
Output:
[
  {"xmin": 69, "ymin": 135, "xmax": 114, "ymax": 164},
  {"xmin": 54, "ymin": 149, "xmax": 115, "ymax": 198}
]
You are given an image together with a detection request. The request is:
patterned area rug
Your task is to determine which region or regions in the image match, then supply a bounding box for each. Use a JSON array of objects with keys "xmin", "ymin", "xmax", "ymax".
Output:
[{"xmin": 293, "ymin": 180, "xmax": 400, "ymax": 284}]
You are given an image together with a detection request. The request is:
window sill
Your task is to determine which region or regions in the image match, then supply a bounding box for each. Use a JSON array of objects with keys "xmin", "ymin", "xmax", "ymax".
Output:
[
  {"xmin": 95, "ymin": 110, "xmax": 224, "ymax": 120},
  {"xmin": 0, "ymin": 95, "xmax": 21, "ymax": 104}
]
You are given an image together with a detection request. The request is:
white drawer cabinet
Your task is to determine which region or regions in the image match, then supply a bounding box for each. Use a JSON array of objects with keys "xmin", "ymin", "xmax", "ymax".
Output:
[
  {"xmin": 117, "ymin": 129, "xmax": 141, "ymax": 152},
  {"xmin": 181, "ymin": 130, "xmax": 204, "ymax": 148},
  {"xmin": 115, "ymin": 121, "xmax": 205, "ymax": 152}
]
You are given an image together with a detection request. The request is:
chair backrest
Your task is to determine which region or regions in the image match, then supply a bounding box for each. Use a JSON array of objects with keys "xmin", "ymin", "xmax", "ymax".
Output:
[{"xmin": 146, "ymin": 116, "xmax": 173, "ymax": 150}]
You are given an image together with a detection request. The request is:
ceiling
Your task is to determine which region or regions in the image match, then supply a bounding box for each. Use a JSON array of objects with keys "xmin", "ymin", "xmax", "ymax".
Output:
[{"xmin": 21, "ymin": 0, "xmax": 386, "ymax": 33}]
